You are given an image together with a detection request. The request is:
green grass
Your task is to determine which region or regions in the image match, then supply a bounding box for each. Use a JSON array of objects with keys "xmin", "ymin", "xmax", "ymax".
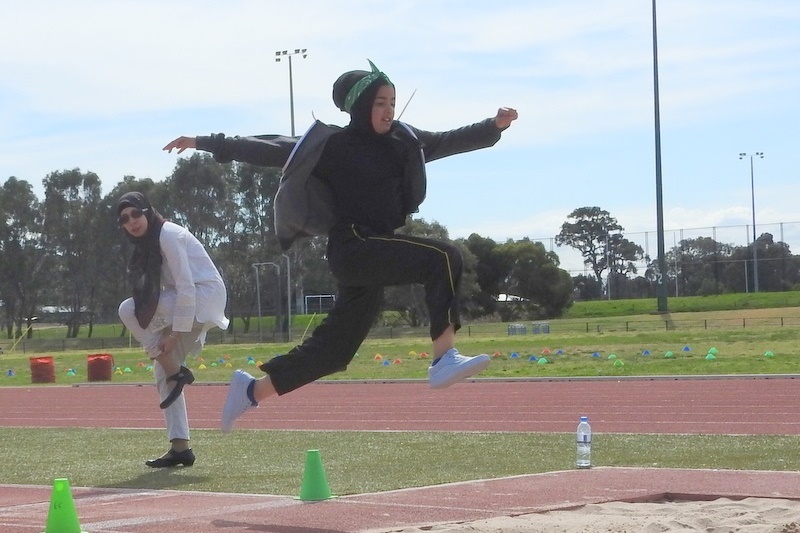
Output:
[
  {"xmin": 8, "ymin": 290, "xmax": 800, "ymax": 342},
  {"xmin": 1, "ymin": 320, "xmax": 797, "ymax": 385},
  {"xmin": 2, "ymin": 295, "xmax": 799, "ymax": 496},
  {"xmin": 2, "ymin": 428, "xmax": 798, "ymax": 496},
  {"xmin": 563, "ymin": 291, "xmax": 800, "ymax": 318}
]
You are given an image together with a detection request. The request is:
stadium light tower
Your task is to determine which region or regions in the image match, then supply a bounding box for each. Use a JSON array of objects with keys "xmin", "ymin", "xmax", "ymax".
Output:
[
  {"xmin": 275, "ymin": 48, "xmax": 308, "ymax": 136},
  {"xmin": 739, "ymin": 152, "xmax": 764, "ymax": 292},
  {"xmin": 652, "ymin": 0, "xmax": 668, "ymax": 312}
]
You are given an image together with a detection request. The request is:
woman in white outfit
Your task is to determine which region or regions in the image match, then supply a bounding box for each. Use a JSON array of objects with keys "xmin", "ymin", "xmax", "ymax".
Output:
[{"xmin": 117, "ymin": 191, "xmax": 229, "ymax": 467}]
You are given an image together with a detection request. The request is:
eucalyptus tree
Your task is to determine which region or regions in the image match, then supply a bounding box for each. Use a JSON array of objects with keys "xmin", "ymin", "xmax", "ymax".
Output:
[
  {"xmin": 724, "ymin": 233, "xmax": 800, "ymax": 293},
  {"xmin": 0, "ymin": 177, "xmax": 46, "ymax": 338},
  {"xmin": 666, "ymin": 236, "xmax": 732, "ymax": 296},
  {"xmin": 557, "ymin": 207, "xmax": 644, "ymax": 300},
  {"xmin": 556, "ymin": 207, "xmax": 622, "ymax": 285},
  {"xmin": 41, "ymin": 168, "xmax": 104, "ymax": 337},
  {"xmin": 497, "ymin": 238, "xmax": 572, "ymax": 320},
  {"xmin": 217, "ymin": 161, "xmax": 285, "ymax": 332},
  {"xmin": 463, "ymin": 233, "xmax": 513, "ymax": 316}
]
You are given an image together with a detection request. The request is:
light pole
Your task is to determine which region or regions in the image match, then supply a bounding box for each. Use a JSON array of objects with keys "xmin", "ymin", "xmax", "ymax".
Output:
[
  {"xmin": 739, "ymin": 152, "xmax": 764, "ymax": 292},
  {"xmin": 281, "ymin": 253, "xmax": 291, "ymax": 341},
  {"xmin": 253, "ymin": 262, "xmax": 281, "ymax": 342},
  {"xmin": 652, "ymin": 0, "xmax": 668, "ymax": 312},
  {"xmin": 275, "ymin": 48, "xmax": 308, "ymax": 136}
]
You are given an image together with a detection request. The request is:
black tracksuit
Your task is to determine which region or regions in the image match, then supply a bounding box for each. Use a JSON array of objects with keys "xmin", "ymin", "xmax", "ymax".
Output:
[{"xmin": 197, "ymin": 117, "xmax": 504, "ymax": 395}]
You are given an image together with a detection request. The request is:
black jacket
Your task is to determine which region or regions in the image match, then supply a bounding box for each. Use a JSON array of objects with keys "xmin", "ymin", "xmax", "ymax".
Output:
[{"xmin": 196, "ymin": 118, "xmax": 503, "ymax": 250}]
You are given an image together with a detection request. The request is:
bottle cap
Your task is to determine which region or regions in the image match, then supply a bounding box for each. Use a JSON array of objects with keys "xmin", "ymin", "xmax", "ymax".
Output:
[{"xmin": 580, "ymin": 416, "xmax": 588, "ymax": 422}]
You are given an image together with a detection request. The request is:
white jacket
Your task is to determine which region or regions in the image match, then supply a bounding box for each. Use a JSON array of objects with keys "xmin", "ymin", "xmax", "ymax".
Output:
[{"xmin": 148, "ymin": 221, "xmax": 229, "ymax": 335}]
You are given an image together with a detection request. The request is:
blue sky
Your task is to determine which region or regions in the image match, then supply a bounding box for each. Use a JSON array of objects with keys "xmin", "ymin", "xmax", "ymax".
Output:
[{"xmin": 2, "ymin": 0, "xmax": 799, "ymax": 274}]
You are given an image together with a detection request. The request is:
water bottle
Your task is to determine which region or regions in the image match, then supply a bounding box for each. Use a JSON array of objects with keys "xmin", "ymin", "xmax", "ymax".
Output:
[{"xmin": 576, "ymin": 416, "xmax": 592, "ymax": 468}]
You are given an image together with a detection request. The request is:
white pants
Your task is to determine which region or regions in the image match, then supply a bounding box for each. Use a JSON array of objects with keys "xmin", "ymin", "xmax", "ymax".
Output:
[{"xmin": 119, "ymin": 297, "xmax": 204, "ymax": 442}]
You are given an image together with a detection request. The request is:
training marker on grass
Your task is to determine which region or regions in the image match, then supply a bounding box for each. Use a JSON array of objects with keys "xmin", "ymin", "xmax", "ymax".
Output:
[
  {"xmin": 42, "ymin": 478, "xmax": 87, "ymax": 533},
  {"xmin": 298, "ymin": 449, "xmax": 333, "ymax": 501}
]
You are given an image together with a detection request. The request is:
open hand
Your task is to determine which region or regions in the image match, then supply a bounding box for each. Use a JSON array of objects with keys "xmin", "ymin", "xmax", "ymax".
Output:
[{"xmin": 163, "ymin": 136, "xmax": 197, "ymax": 154}]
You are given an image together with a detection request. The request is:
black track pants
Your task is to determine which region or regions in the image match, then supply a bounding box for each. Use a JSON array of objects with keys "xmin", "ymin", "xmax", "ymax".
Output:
[{"xmin": 261, "ymin": 224, "xmax": 463, "ymax": 395}]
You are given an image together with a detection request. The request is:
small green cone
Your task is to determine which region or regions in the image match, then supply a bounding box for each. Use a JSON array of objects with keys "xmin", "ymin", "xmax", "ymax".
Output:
[
  {"xmin": 537, "ymin": 357, "xmax": 548, "ymax": 365},
  {"xmin": 607, "ymin": 354, "xmax": 617, "ymax": 360},
  {"xmin": 42, "ymin": 478, "xmax": 87, "ymax": 533},
  {"xmin": 664, "ymin": 351, "xmax": 674, "ymax": 358},
  {"xmin": 708, "ymin": 347, "xmax": 718, "ymax": 355},
  {"xmin": 613, "ymin": 359, "xmax": 625, "ymax": 367},
  {"xmin": 298, "ymin": 450, "xmax": 333, "ymax": 501},
  {"xmin": 705, "ymin": 353, "xmax": 716, "ymax": 361},
  {"xmin": 764, "ymin": 351, "xmax": 774, "ymax": 358}
]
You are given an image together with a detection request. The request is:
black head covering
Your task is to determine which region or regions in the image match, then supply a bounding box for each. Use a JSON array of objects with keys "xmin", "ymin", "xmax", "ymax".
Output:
[
  {"xmin": 332, "ymin": 60, "xmax": 394, "ymax": 137},
  {"xmin": 332, "ymin": 69, "xmax": 371, "ymax": 112},
  {"xmin": 117, "ymin": 191, "xmax": 166, "ymax": 329}
]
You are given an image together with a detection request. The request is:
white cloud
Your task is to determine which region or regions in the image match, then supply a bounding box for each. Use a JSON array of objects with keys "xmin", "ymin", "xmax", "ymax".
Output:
[{"xmin": 1, "ymin": 0, "xmax": 798, "ymax": 269}]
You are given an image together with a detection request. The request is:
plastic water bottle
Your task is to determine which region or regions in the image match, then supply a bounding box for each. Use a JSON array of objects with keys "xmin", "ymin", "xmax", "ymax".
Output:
[{"xmin": 576, "ymin": 416, "xmax": 592, "ymax": 468}]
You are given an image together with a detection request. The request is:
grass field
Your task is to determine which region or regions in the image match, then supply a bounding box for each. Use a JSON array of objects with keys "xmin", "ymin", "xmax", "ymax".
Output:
[
  {"xmin": 1, "ymin": 293, "xmax": 799, "ymax": 496},
  {"xmin": 3, "ymin": 429, "xmax": 798, "ymax": 496},
  {"xmin": 2, "ymin": 306, "xmax": 798, "ymax": 385}
]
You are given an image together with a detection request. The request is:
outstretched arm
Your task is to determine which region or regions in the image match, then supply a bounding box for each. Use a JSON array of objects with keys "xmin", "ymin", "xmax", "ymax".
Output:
[
  {"xmin": 410, "ymin": 106, "xmax": 519, "ymax": 162},
  {"xmin": 163, "ymin": 133, "xmax": 297, "ymax": 167}
]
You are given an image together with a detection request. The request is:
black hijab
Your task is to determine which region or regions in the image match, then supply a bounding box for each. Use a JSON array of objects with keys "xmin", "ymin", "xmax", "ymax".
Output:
[
  {"xmin": 117, "ymin": 191, "xmax": 166, "ymax": 329},
  {"xmin": 332, "ymin": 61, "xmax": 395, "ymax": 137}
]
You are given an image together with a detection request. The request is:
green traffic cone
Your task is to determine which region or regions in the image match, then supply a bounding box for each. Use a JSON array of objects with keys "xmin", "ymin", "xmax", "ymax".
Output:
[
  {"xmin": 42, "ymin": 478, "xmax": 87, "ymax": 533},
  {"xmin": 298, "ymin": 450, "xmax": 333, "ymax": 501}
]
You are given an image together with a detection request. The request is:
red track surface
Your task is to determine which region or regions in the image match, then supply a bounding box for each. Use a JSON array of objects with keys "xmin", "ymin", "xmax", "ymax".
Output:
[
  {"xmin": 3, "ymin": 376, "xmax": 799, "ymax": 434},
  {"xmin": 1, "ymin": 377, "xmax": 799, "ymax": 532}
]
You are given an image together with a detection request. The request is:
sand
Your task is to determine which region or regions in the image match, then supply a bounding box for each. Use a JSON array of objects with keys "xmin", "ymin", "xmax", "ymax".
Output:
[{"xmin": 378, "ymin": 497, "xmax": 800, "ymax": 533}]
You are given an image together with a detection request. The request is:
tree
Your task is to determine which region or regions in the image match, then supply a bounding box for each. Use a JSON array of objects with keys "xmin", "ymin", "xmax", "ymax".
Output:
[
  {"xmin": 605, "ymin": 233, "xmax": 644, "ymax": 299},
  {"xmin": 556, "ymin": 207, "xmax": 623, "ymax": 284},
  {"xmin": 668, "ymin": 237, "xmax": 732, "ymax": 296},
  {"xmin": 167, "ymin": 153, "xmax": 234, "ymax": 247},
  {"xmin": 159, "ymin": 155, "xmax": 288, "ymax": 335},
  {"xmin": 750, "ymin": 233, "xmax": 800, "ymax": 292},
  {"xmin": 42, "ymin": 169, "xmax": 105, "ymax": 337},
  {"xmin": 227, "ymin": 161, "xmax": 292, "ymax": 335},
  {"xmin": 497, "ymin": 238, "xmax": 572, "ymax": 319},
  {"xmin": 0, "ymin": 177, "xmax": 47, "ymax": 338},
  {"xmin": 463, "ymin": 233, "xmax": 513, "ymax": 316},
  {"xmin": 571, "ymin": 274, "xmax": 602, "ymax": 301},
  {"xmin": 557, "ymin": 207, "xmax": 643, "ymax": 299}
]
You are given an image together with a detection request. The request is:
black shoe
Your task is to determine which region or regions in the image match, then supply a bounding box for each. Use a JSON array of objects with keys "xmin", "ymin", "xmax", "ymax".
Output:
[
  {"xmin": 159, "ymin": 366, "xmax": 195, "ymax": 409},
  {"xmin": 145, "ymin": 448, "xmax": 196, "ymax": 468}
]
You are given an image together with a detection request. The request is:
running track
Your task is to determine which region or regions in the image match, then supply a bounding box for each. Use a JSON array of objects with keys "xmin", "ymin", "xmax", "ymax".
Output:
[
  {"xmin": 2, "ymin": 376, "xmax": 800, "ymax": 532},
  {"xmin": 3, "ymin": 375, "xmax": 800, "ymax": 434}
]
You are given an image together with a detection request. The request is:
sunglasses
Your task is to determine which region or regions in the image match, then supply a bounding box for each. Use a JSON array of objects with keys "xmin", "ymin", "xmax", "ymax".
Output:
[{"xmin": 118, "ymin": 208, "xmax": 148, "ymax": 225}]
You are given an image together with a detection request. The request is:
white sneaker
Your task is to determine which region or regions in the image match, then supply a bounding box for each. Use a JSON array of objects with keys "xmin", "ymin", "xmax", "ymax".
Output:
[
  {"xmin": 428, "ymin": 348, "xmax": 491, "ymax": 389},
  {"xmin": 221, "ymin": 370, "xmax": 258, "ymax": 433}
]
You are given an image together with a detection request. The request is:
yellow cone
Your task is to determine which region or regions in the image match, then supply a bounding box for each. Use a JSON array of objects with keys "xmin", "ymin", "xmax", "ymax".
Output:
[
  {"xmin": 297, "ymin": 449, "xmax": 333, "ymax": 501},
  {"xmin": 42, "ymin": 478, "xmax": 87, "ymax": 533}
]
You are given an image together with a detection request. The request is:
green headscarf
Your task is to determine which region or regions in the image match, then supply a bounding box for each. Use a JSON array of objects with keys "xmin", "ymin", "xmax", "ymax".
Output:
[{"xmin": 342, "ymin": 60, "xmax": 392, "ymax": 113}]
